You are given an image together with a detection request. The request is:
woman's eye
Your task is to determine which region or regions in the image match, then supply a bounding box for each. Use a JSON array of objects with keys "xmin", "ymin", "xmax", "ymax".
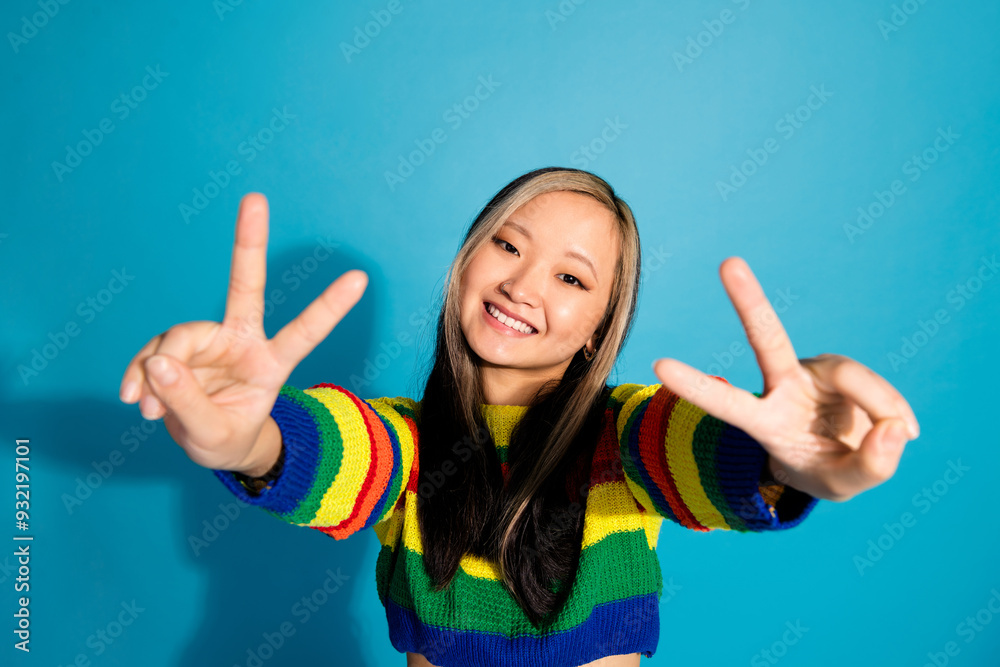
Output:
[
  {"xmin": 560, "ymin": 274, "xmax": 583, "ymax": 287},
  {"xmin": 495, "ymin": 239, "xmax": 518, "ymax": 255}
]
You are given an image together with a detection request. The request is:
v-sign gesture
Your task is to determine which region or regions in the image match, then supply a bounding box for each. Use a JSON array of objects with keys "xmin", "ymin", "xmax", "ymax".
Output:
[
  {"xmin": 652, "ymin": 257, "xmax": 920, "ymax": 502},
  {"xmin": 118, "ymin": 193, "xmax": 369, "ymax": 475}
]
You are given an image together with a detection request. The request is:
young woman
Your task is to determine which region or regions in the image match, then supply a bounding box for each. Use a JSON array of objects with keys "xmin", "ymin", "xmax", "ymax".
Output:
[{"xmin": 119, "ymin": 167, "xmax": 919, "ymax": 667}]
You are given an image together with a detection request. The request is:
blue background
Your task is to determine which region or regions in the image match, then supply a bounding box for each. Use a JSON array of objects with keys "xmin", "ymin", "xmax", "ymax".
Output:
[{"xmin": 3, "ymin": 1, "xmax": 999, "ymax": 665}]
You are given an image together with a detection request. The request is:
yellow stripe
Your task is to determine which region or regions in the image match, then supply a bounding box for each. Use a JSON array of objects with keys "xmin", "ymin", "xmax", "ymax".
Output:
[
  {"xmin": 399, "ymin": 489, "xmax": 504, "ymax": 581},
  {"xmin": 641, "ymin": 509, "xmax": 662, "ymax": 549},
  {"xmin": 663, "ymin": 392, "xmax": 731, "ymax": 530},
  {"xmin": 459, "ymin": 553, "xmax": 504, "ymax": 580},
  {"xmin": 614, "ymin": 384, "xmax": 660, "ymax": 518},
  {"xmin": 367, "ymin": 397, "xmax": 418, "ymax": 526},
  {"xmin": 621, "ymin": 473, "xmax": 659, "ymax": 518},
  {"xmin": 615, "ymin": 383, "xmax": 730, "ymax": 530},
  {"xmin": 402, "ymin": 488, "xmax": 424, "ymax": 554},
  {"xmin": 398, "ymin": 482, "xmax": 663, "ymax": 580},
  {"xmin": 373, "ymin": 498, "xmax": 404, "ymax": 547},
  {"xmin": 481, "ymin": 404, "xmax": 526, "ymax": 449},
  {"xmin": 303, "ymin": 386, "xmax": 372, "ymax": 528},
  {"xmin": 613, "ymin": 383, "xmax": 657, "ymax": 445},
  {"xmin": 582, "ymin": 482, "xmax": 646, "ymax": 548},
  {"xmin": 390, "ymin": 397, "xmax": 667, "ymax": 581}
]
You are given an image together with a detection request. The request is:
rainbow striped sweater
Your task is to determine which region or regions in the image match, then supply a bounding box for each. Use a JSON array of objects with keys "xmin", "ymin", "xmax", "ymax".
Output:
[{"xmin": 213, "ymin": 379, "xmax": 818, "ymax": 667}]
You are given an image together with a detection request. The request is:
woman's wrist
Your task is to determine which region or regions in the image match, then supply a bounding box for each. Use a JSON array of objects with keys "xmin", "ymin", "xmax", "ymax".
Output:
[
  {"xmin": 236, "ymin": 417, "xmax": 284, "ymax": 478},
  {"xmin": 760, "ymin": 454, "xmax": 785, "ymax": 486}
]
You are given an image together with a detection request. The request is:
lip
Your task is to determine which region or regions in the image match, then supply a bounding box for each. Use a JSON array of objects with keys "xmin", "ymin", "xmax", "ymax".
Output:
[{"xmin": 482, "ymin": 301, "xmax": 538, "ymax": 334}]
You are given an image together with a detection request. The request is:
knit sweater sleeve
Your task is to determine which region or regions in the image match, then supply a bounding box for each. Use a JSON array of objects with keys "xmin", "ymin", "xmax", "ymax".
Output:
[
  {"xmin": 211, "ymin": 383, "xmax": 418, "ymax": 540},
  {"xmin": 612, "ymin": 379, "xmax": 819, "ymax": 532}
]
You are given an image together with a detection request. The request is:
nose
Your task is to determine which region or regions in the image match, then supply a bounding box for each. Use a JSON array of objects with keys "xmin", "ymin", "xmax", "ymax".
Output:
[{"xmin": 500, "ymin": 268, "xmax": 543, "ymax": 307}]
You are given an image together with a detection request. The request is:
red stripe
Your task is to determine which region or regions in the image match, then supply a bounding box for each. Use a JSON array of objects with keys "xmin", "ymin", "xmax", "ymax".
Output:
[
  {"xmin": 637, "ymin": 388, "xmax": 706, "ymax": 530},
  {"xmin": 306, "ymin": 384, "xmax": 382, "ymax": 539},
  {"xmin": 591, "ymin": 413, "xmax": 626, "ymax": 488},
  {"xmin": 402, "ymin": 415, "xmax": 420, "ymax": 496}
]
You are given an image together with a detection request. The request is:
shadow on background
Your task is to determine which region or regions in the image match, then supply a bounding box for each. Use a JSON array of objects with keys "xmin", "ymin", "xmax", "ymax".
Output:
[{"xmin": 22, "ymin": 245, "xmax": 435, "ymax": 666}]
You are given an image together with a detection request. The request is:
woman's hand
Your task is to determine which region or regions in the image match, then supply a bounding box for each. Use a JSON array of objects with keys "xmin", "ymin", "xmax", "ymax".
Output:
[
  {"xmin": 651, "ymin": 257, "xmax": 919, "ymax": 502},
  {"xmin": 118, "ymin": 193, "xmax": 368, "ymax": 473}
]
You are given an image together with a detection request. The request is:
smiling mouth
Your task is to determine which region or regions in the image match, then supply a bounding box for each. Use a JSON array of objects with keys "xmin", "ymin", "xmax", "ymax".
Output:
[{"xmin": 483, "ymin": 301, "xmax": 538, "ymax": 334}]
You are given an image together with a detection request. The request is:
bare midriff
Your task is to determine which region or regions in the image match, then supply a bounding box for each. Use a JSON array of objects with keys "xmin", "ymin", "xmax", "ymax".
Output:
[{"xmin": 406, "ymin": 651, "xmax": 641, "ymax": 666}]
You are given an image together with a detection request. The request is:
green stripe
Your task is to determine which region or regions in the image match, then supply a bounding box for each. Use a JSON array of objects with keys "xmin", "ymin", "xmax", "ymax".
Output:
[
  {"xmin": 692, "ymin": 414, "xmax": 746, "ymax": 531},
  {"xmin": 376, "ymin": 527, "xmax": 662, "ymax": 634},
  {"xmin": 375, "ymin": 527, "xmax": 401, "ymax": 607},
  {"xmin": 283, "ymin": 386, "xmax": 346, "ymax": 525},
  {"xmin": 616, "ymin": 394, "xmax": 648, "ymax": 510},
  {"xmin": 387, "ymin": 397, "xmax": 417, "ymax": 424},
  {"xmin": 369, "ymin": 399, "xmax": 408, "ymax": 525}
]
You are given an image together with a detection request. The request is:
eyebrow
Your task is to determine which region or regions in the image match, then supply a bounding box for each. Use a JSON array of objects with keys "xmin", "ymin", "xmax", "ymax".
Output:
[{"xmin": 503, "ymin": 220, "xmax": 599, "ymax": 284}]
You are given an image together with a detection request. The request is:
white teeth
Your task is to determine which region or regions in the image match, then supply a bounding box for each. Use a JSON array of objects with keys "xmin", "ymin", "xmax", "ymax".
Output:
[{"xmin": 487, "ymin": 304, "xmax": 534, "ymax": 333}]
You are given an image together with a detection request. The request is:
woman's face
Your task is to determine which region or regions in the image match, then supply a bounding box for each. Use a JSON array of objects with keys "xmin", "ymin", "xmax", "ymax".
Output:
[{"xmin": 459, "ymin": 190, "xmax": 620, "ymax": 380}]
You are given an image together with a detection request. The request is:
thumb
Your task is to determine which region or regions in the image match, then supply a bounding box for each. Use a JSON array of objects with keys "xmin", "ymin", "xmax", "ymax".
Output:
[
  {"xmin": 856, "ymin": 418, "xmax": 909, "ymax": 486},
  {"xmin": 145, "ymin": 355, "xmax": 224, "ymax": 443}
]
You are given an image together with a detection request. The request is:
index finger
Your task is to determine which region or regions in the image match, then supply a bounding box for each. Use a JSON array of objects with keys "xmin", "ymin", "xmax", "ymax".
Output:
[
  {"xmin": 222, "ymin": 193, "xmax": 270, "ymax": 333},
  {"xmin": 720, "ymin": 257, "xmax": 801, "ymax": 388}
]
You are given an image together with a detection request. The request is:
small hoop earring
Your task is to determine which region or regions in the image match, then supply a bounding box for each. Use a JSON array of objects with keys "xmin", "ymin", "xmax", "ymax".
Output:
[
  {"xmin": 583, "ymin": 347, "xmax": 595, "ymax": 361},
  {"xmin": 500, "ymin": 281, "xmax": 511, "ymax": 298}
]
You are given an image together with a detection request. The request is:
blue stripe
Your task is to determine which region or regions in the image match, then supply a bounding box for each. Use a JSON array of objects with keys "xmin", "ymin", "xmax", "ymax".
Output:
[
  {"xmin": 212, "ymin": 389, "xmax": 320, "ymax": 517},
  {"xmin": 360, "ymin": 402, "xmax": 403, "ymax": 530},
  {"xmin": 712, "ymin": 421, "xmax": 772, "ymax": 530},
  {"xmin": 625, "ymin": 396, "xmax": 681, "ymax": 525},
  {"xmin": 713, "ymin": 421, "xmax": 818, "ymax": 531},
  {"xmin": 385, "ymin": 593, "xmax": 659, "ymax": 667}
]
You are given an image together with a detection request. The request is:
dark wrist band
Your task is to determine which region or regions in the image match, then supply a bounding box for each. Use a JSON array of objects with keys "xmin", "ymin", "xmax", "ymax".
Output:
[{"xmin": 234, "ymin": 443, "xmax": 285, "ymax": 495}]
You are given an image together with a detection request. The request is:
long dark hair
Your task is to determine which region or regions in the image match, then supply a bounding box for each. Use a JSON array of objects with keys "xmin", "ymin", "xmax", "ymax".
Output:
[{"xmin": 415, "ymin": 167, "xmax": 642, "ymax": 628}]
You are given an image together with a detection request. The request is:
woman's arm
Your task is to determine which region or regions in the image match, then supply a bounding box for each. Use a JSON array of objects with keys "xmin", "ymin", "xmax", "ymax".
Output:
[
  {"xmin": 614, "ymin": 381, "xmax": 819, "ymax": 532},
  {"xmin": 650, "ymin": 257, "xmax": 919, "ymax": 503},
  {"xmin": 213, "ymin": 383, "xmax": 418, "ymax": 541}
]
